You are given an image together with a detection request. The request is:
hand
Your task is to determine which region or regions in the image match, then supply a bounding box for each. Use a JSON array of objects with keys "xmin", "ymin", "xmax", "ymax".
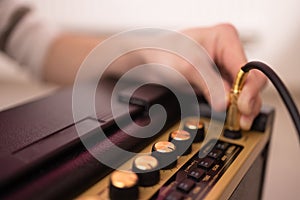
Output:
[
  {"xmin": 138, "ymin": 24, "xmax": 267, "ymax": 130},
  {"xmin": 44, "ymin": 24, "xmax": 267, "ymax": 130},
  {"xmin": 182, "ymin": 24, "xmax": 267, "ymax": 130}
]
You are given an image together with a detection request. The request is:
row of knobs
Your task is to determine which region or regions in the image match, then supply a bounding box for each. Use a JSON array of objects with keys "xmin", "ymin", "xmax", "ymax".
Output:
[{"xmin": 109, "ymin": 119, "xmax": 205, "ymax": 200}]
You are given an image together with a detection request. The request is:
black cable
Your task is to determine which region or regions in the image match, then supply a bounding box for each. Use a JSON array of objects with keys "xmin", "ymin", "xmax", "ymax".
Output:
[{"xmin": 241, "ymin": 61, "xmax": 300, "ymax": 142}]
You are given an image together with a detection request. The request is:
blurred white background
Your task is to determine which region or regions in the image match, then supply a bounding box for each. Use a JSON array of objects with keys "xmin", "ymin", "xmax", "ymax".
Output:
[
  {"xmin": 30, "ymin": 0, "xmax": 300, "ymax": 89},
  {"xmin": 0, "ymin": 0, "xmax": 299, "ymax": 199}
]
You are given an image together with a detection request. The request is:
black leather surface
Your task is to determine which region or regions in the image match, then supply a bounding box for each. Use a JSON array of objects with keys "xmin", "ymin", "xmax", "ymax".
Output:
[
  {"xmin": 0, "ymin": 88, "xmax": 74, "ymax": 153},
  {"xmin": 0, "ymin": 80, "xmax": 140, "ymax": 187},
  {"xmin": 0, "ymin": 79, "xmax": 182, "ymax": 199},
  {"xmin": 0, "ymin": 79, "xmax": 132, "ymax": 153},
  {"xmin": 3, "ymin": 112, "xmax": 178, "ymax": 200}
]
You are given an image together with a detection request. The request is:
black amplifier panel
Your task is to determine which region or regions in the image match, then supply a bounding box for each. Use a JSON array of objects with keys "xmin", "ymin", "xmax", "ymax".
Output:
[{"xmin": 156, "ymin": 139, "xmax": 243, "ymax": 200}]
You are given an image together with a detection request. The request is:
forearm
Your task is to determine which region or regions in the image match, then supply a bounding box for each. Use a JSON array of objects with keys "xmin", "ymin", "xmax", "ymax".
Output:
[
  {"xmin": 42, "ymin": 33, "xmax": 146, "ymax": 85},
  {"xmin": 42, "ymin": 33, "xmax": 104, "ymax": 84}
]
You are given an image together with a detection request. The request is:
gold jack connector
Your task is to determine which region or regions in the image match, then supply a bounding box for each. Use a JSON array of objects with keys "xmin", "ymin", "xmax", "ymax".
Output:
[{"xmin": 224, "ymin": 69, "xmax": 249, "ymax": 139}]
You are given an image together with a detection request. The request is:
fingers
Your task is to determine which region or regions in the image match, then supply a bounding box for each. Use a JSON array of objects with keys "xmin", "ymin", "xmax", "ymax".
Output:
[
  {"xmin": 238, "ymin": 70, "xmax": 267, "ymax": 114},
  {"xmin": 185, "ymin": 24, "xmax": 269, "ymax": 130},
  {"xmin": 143, "ymin": 24, "xmax": 266, "ymax": 129},
  {"xmin": 211, "ymin": 23, "xmax": 248, "ymax": 83},
  {"xmin": 198, "ymin": 24, "xmax": 269, "ymax": 129},
  {"xmin": 190, "ymin": 74, "xmax": 230, "ymax": 111},
  {"xmin": 183, "ymin": 24, "xmax": 247, "ymax": 108},
  {"xmin": 181, "ymin": 25, "xmax": 241, "ymax": 111},
  {"xmin": 238, "ymin": 70, "xmax": 267, "ymax": 129},
  {"xmin": 239, "ymin": 95, "xmax": 262, "ymax": 130},
  {"xmin": 182, "ymin": 23, "xmax": 248, "ymax": 82}
]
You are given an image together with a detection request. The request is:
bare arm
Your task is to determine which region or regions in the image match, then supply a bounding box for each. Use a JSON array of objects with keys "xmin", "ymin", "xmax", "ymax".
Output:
[
  {"xmin": 41, "ymin": 24, "xmax": 267, "ymax": 130},
  {"xmin": 42, "ymin": 33, "xmax": 105, "ymax": 84}
]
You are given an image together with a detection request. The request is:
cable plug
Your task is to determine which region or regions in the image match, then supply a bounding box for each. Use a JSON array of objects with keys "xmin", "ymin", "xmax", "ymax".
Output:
[{"xmin": 224, "ymin": 69, "xmax": 248, "ymax": 139}]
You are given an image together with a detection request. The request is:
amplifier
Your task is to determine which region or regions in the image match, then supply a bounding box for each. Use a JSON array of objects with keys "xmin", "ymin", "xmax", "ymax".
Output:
[
  {"xmin": 77, "ymin": 107, "xmax": 274, "ymax": 200},
  {"xmin": 0, "ymin": 80, "xmax": 274, "ymax": 200}
]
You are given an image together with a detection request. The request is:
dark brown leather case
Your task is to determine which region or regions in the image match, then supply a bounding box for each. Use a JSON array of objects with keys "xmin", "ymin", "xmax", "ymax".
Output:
[{"xmin": 0, "ymin": 79, "xmax": 181, "ymax": 199}]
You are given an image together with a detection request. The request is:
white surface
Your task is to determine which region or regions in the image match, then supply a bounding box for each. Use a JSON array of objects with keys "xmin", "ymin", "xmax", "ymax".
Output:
[
  {"xmin": 262, "ymin": 87, "xmax": 300, "ymax": 200},
  {"xmin": 27, "ymin": 0, "xmax": 300, "ymax": 88},
  {"xmin": 0, "ymin": 53, "xmax": 57, "ymax": 111}
]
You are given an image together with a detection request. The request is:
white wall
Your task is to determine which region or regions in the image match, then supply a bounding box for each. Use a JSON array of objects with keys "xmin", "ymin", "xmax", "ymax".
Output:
[{"xmin": 28, "ymin": 0, "xmax": 300, "ymax": 89}]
